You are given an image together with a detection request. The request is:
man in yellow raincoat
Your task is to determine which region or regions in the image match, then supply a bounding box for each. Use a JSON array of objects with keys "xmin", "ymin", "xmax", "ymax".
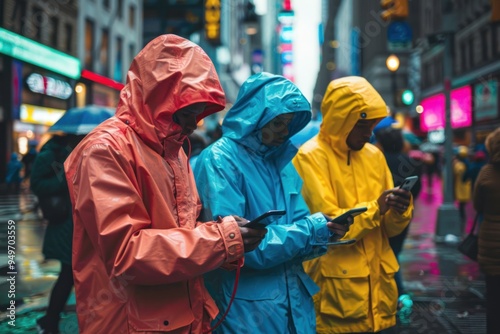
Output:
[{"xmin": 293, "ymin": 76, "xmax": 414, "ymax": 333}]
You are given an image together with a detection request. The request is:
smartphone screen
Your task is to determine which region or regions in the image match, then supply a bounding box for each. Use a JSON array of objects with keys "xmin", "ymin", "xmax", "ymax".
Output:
[
  {"xmin": 330, "ymin": 207, "xmax": 367, "ymax": 225},
  {"xmin": 398, "ymin": 176, "xmax": 419, "ymax": 192}
]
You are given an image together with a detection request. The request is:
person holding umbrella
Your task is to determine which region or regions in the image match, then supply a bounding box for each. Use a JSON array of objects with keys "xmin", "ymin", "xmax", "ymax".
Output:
[
  {"xmin": 30, "ymin": 134, "xmax": 89, "ymax": 334},
  {"xmin": 63, "ymin": 34, "xmax": 265, "ymax": 334},
  {"xmin": 31, "ymin": 106, "xmax": 115, "ymax": 333}
]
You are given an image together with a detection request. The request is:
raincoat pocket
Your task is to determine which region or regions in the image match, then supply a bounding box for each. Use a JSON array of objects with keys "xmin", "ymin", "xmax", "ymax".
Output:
[
  {"xmin": 128, "ymin": 283, "xmax": 194, "ymax": 332},
  {"xmin": 378, "ymin": 259, "xmax": 398, "ymax": 317},
  {"xmin": 231, "ymin": 271, "xmax": 280, "ymax": 301},
  {"xmin": 319, "ymin": 263, "xmax": 370, "ymax": 320}
]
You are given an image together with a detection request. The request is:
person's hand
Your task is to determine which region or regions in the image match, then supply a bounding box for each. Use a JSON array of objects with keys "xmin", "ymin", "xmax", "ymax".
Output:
[
  {"xmin": 232, "ymin": 215, "xmax": 268, "ymax": 253},
  {"xmin": 377, "ymin": 189, "xmax": 393, "ymax": 215},
  {"xmin": 385, "ymin": 188, "xmax": 411, "ymax": 215},
  {"xmin": 326, "ymin": 217, "xmax": 351, "ymax": 241}
]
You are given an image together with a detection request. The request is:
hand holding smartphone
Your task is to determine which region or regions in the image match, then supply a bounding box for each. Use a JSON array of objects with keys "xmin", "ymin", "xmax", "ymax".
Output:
[
  {"xmin": 243, "ymin": 210, "xmax": 286, "ymax": 230},
  {"xmin": 329, "ymin": 207, "xmax": 367, "ymax": 225}
]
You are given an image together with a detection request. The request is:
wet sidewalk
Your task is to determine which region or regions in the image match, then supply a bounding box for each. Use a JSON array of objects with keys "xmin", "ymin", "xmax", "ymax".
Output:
[
  {"xmin": 0, "ymin": 175, "xmax": 486, "ymax": 333},
  {"xmin": 394, "ymin": 175, "xmax": 485, "ymax": 333}
]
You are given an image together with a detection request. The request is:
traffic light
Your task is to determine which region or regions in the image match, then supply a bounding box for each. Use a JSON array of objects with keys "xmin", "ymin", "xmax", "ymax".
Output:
[
  {"xmin": 492, "ymin": 0, "xmax": 500, "ymax": 22},
  {"xmin": 401, "ymin": 89, "xmax": 414, "ymax": 105},
  {"xmin": 380, "ymin": 0, "xmax": 409, "ymax": 21},
  {"xmin": 395, "ymin": 89, "xmax": 414, "ymax": 107}
]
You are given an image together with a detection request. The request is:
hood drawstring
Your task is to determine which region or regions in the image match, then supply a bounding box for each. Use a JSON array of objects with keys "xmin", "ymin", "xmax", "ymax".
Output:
[
  {"xmin": 347, "ymin": 150, "xmax": 351, "ymax": 166},
  {"xmin": 185, "ymin": 136, "xmax": 192, "ymax": 170}
]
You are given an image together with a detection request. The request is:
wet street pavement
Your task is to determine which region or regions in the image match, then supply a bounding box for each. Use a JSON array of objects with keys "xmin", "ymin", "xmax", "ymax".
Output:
[{"xmin": 0, "ymin": 175, "xmax": 486, "ymax": 333}]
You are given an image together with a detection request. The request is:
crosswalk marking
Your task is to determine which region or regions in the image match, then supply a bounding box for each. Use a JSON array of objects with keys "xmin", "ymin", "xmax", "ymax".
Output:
[{"xmin": 0, "ymin": 193, "xmax": 41, "ymax": 222}]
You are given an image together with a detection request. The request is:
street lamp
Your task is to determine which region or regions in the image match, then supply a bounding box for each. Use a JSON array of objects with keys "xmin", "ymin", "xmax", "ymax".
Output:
[
  {"xmin": 386, "ymin": 54, "xmax": 400, "ymax": 111},
  {"xmin": 386, "ymin": 54, "xmax": 400, "ymax": 72},
  {"xmin": 435, "ymin": 0, "xmax": 462, "ymax": 241}
]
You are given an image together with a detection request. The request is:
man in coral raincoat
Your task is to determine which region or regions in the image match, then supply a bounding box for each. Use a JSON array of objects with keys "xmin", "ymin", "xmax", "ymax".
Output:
[
  {"xmin": 64, "ymin": 35, "xmax": 266, "ymax": 333},
  {"xmin": 293, "ymin": 77, "xmax": 413, "ymax": 333}
]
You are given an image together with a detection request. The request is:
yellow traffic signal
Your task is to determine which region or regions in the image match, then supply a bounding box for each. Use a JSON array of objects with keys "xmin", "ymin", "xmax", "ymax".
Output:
[
  {"xmin": 492, "ymin": 0, "xmax": 500, "ymax": 22},
  {"xmin": 380, "ymin": 0, "xmax": 409, "ymax": 21}
]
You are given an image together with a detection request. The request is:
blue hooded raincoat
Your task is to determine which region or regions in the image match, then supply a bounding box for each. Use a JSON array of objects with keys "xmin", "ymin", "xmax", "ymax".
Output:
[{"xmin": 194, "ymin": 72, "xmax": 332, "ymax": 333}]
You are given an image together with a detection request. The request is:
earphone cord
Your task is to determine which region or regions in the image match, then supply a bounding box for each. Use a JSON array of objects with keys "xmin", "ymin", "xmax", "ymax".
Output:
[{"xmin": 202, "ymin": 257, "xmax": 244, "ymax": 333}]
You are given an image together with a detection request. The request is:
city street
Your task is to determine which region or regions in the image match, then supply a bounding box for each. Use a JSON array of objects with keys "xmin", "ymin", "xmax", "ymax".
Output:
[{"xmin": 0, "ymin": 174, "xmax": 486, "ymax": 334}]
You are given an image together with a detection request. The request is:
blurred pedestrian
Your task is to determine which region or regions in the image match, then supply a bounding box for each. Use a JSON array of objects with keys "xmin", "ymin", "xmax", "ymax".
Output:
[
  {"xmin": 22, "ymin": 142, "xmax": 38, "ymax": 182},
  {"xmin": 30, "ymin": 134, "xmax": 85, "ymax": 334},
  {"xmin": 63, "ymin": 34, "xmax": 265, "ymax": 334},
  {"xmin": 464, "ymin": 149, "xmax": 487, "ymax": 189},
  {"xmin": 194, "ymin": 72, "xmax": 349, "ymax": 333},
  {"xmin": 293, "ymin": 76, "xmax": 413, "ymax": 333},
  {"xmin": 374, "ymin": 124, "xmax": 423, "ymax": 313},
  {"xmin": 473, "ymin": 127, "xmax": 500, "ymax": 334},
  {"xmin": 5, "ymin": 152, "xmax": 23, "ymax": 194},
  {"xmin": 453, "ymin": 145, "xmax": 472, "ymax": 227}
]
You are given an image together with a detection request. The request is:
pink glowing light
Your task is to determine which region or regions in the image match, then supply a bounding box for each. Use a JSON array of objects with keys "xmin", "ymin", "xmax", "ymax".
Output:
[{"xmin": 419, "ymin": 85, "xmax": 472, "ymax": 132}]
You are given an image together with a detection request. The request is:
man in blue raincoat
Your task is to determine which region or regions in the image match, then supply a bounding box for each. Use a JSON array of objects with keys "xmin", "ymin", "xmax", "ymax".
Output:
[{"xmin": 194, "ymin": 72, "xmax": 349, "ymax": 333}]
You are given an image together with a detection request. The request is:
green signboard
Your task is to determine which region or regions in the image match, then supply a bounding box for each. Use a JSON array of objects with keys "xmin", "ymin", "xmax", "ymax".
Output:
[
  {"xmin": 0, "ymin": 28, "xmax": 81, "ymax": 79},
  {"xmin": 474, "ymin": 80, "xmax": 498, "ymax": 121}
]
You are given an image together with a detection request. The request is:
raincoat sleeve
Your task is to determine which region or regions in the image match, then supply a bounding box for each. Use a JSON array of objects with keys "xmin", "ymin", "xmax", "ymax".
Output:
[
  {"xmin": 195, "ymin": 154, "xmax": 331, "ymax": 270},
  {"xmin": 379, "ymin": 163, "xmax": 414, "ymax": 238},
  {"xmin": 293, "ymin": 149, "xmax": 412, "ymax": 242},
  {"xmin": 245, "ymin": 212, "xmax": 329, "ymax": 269},
  {"xmin": 70, "ymin": 144, "xmax": 243, "ymax": 286}
]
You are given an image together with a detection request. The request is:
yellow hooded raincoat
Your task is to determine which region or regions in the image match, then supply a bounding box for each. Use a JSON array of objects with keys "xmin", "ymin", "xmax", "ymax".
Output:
[
  {"xmin": 64, "ymin": 35, "xmax": 244, "ymax": 333},
  {"xmin": 293, "ymin": 77, "xmax": 413, "ymax": 333}
]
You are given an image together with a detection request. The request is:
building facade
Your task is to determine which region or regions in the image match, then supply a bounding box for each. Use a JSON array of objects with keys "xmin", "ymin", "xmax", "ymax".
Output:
[
  {"xmin": 418, "ymin": 0, "xmax": 499, "ymax": 147},
  {"xmin": 0, "ymin": 0, "xmax": 79, "ymax": 181},
  {"xmin": 77, "ymin": 0, "xmax": 142, "ymax": 108},
  {"xmin": 0, "ymin": 0, "xmax": 142, "ymax": 183}
]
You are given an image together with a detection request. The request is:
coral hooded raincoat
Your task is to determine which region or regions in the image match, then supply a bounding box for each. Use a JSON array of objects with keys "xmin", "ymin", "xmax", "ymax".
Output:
[
  {"xmin": 64, "ymin": 35, "xmax": 245, "ymax": 334},
  {"xmin": 194, "ymin": 72, "xmax": 332, "ymax": 333},
  {"xmin": 293, "ymin": 77, "xmax": 413, "ymax": 333}
]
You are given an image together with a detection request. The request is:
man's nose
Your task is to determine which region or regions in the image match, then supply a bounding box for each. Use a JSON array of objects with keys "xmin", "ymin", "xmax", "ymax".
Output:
[{"xmin": 280, "ymin": 127, "xmax": 289, "ymax": 136}]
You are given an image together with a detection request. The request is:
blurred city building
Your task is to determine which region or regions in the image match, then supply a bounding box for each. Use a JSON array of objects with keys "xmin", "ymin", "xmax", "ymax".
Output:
[
  {"xmin": 323, "ymin": 0, "xmax": 500, "ymax": 151},
  {"xmin": 417, "ymin": 0, "xmax": 500, "ymax": 149},
  {"xmin": 3, "ymin": 1, "xmax": 497, "ymax": 185},
  {"xmin": 77, "ymin": 0, "xmax": 142, "ymax": 107},
  {"xmin": 325, "ymin": 0, "xmax": 421, "ymax": 122},
  {"xmin": 0, "ymin": 0, "xmax": 142, "ymax": 183}
]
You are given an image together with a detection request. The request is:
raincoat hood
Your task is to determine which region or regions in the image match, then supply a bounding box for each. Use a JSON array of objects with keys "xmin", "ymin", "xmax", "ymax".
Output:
[
  {"xmin": 486, "ymin": 127, "xmax": 500, "ymax": 165},
  {"xmin": 222, "ymin": 72, "xmax": 311, "ymax": 162},
  {"xmin": 115, "ymin": 34, "xmax": 226, "ymax": 154},
  {"xmin": 319, "ymin": 76, "xmax": 389, "ymax": 153}
]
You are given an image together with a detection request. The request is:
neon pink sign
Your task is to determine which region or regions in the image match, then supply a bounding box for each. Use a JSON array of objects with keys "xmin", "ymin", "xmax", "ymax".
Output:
[{"xmin": 420, "ymin": 85, "xmax": 472, "ymax": 131}]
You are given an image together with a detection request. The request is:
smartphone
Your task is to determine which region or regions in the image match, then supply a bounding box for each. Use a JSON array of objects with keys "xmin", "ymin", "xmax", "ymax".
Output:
[
  {"xmin": 398, "ymin": 176, "xmax": 419, "ymax": 192},
  {"xmin": 243, "ymin": 210, "xmax": 286, "ymax": 230},
  {"xmin": 329, "ymin": 207, "xmax": 368, "ymax": 225},
  {"xmin": 324, "ymin": 239, "xmax": 356, "ymax": 246}
]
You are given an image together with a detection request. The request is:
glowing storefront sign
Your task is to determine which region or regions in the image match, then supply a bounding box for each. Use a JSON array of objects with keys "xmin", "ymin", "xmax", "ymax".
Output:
[
  {"xmin": 20, "ymin": 103, "xmax": 66, "ymax": 126},
  {"xmin": 279, "ymin": 11, "xmax": 294, "ymax": 82},
  {"xmin": 474, "ymin": 79, "xmax": 498, "ymax": 121},
  {"xmin": 420, "ymin": 85, "xmax": 472, "ymax": 131},
  {"xmin": 26, "ymin": 73, "xmax": 73, "ymax": 99},
  {"xmin": 0, "ymin": 28, "xmax": 81, "ymax": 79},
  {"xmin": 205, "ymin": 0, "xmax": 221, "ymax": 46}
]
